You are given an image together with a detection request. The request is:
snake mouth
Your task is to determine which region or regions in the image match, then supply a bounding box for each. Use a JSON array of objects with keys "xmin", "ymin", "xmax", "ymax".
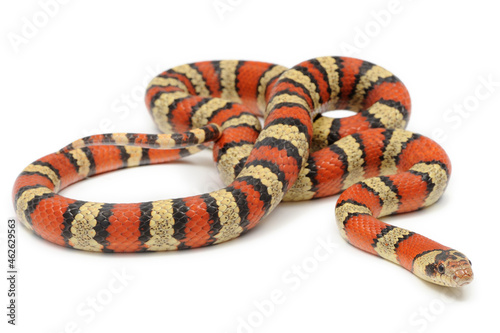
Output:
[{"xmin": 453, "ymin": 268, "xmax": 474, "ymax": 287}]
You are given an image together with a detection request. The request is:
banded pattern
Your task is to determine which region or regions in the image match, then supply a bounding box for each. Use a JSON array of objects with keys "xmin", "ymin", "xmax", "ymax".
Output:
[
  {"xmin": 12, "ymin": 57, "xmax": 473, "ymax": 287},
  {"xmin": 13, "ymin": 59, "xmax": 290, "ymax": 252},
  {"xmin": 60, "ymin": 124, "xmax": 221, "ymax": 153},
  {"xmin": 16, "ymin": 57, "xmax": 405, "ymax": 251},
  {"xmin": 334, "ymin": 129, "xmax": 472, "ymax": 286}
]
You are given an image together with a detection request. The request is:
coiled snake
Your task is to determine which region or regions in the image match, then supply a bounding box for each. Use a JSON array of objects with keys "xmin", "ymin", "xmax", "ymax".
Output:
[{"xmin": 12, "ymin": 56, "xmax": 473, "ymax": 287}]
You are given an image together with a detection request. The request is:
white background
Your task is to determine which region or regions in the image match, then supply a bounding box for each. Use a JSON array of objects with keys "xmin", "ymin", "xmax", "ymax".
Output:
[{"xmin": 1, "ymin": 1, "xmax": 499, "ymax": 332}]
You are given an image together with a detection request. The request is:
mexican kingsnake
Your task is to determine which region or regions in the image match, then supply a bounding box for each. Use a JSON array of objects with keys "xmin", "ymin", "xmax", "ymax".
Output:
[{"xmin": 12, "ymin": 56, "xmax": 473, "ymax": 287}]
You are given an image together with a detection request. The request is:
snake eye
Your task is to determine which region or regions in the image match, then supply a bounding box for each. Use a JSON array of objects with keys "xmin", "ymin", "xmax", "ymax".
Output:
[
  {"xmin": 437, "ymin": 263, "xmax": 445, "ymax": 274},
  {"xmin": 468, "ymin": 260, "xmax": 472, "ymax": 266}
]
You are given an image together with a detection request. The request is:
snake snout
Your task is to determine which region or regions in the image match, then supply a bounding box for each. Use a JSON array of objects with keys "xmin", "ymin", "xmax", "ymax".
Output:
[{"xmin": 453, "ymin": 267, "xmax": 474, "ymax": 286}]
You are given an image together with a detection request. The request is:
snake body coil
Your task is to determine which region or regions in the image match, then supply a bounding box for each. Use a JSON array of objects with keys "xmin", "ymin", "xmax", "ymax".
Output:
[{"xmin": 12, "ymin": 57, "xmax": 473, "ymax": 287}]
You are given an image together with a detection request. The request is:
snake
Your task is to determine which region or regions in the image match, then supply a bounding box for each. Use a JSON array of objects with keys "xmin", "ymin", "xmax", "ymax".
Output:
[{"xmin": 12, "ymin": 56, "xmax": 473, "ymax": 287}]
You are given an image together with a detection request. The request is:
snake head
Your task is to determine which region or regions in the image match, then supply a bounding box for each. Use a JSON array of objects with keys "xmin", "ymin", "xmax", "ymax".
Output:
[{"xmin": 413, "ymin": 249, "xmax": 473, "ymax": 287}]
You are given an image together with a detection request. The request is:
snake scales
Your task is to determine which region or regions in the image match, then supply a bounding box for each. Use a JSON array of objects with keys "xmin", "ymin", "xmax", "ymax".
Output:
[{"xmin": 12, "ymin": 56, "xmax": 473, "ymax": 287}]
